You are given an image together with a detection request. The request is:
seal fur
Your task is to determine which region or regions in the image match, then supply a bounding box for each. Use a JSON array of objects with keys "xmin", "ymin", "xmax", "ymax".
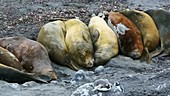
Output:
[
  {"xmin": 65, "ymin": 19, "xmax": 94, "ymax": 69},
  {"xmin": 108, "ymin": 11, "xmax": 143, "ymax": 59},
  {"xmin": 120, "ymin": 10, "xmax": 159, "ymax": 63},
  {"xmin": 0, "ymin": 36, "xmax": 57, "ymax": 80},
  {"xmin": 88, "ymin": 16, "xmax": 118, "ymax": 66}
]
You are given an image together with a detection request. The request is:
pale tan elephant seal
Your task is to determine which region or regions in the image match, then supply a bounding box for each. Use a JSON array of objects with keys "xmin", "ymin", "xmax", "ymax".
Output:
[
  {"xmin": 65, "ymin": 19, "xmax": 94, "ymax": 69},
  {"xmin": 37, "ymin": 20, "xmax": 74, "ymax": 69},
  {"xmin": 89, "ymin": 16, "xmax": 119, "ymax": 66}
]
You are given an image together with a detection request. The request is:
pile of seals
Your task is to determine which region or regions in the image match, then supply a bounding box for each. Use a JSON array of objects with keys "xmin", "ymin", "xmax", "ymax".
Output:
[
  {"xmin": 0, "ymin": 9, "xmax": 170, "ymax": 83},
  {"xmin": 37, "ymin": 9, "xmax": 170, "ymax": 70}
]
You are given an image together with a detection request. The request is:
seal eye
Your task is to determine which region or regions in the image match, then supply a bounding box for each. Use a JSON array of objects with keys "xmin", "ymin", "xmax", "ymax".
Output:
[{"xmin": 23, "ymin": 63, "xmax": 34, "ymax": 72}]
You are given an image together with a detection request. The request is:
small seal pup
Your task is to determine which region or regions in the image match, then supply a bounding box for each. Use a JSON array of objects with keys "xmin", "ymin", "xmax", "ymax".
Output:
[
  {"xmin": 108, "ymin": 11, "xmax": 144, "ymax": 59},
  {"xmin": 65, "ymin": 19, "xmax": 94, "ymax": 69},
  {"xmin": 120, "ymin": 10, "xmax": 160, "ymax": 63},
  {"xmin": 145, "ymin": 9, "xmax": 170, "ymax": 57},
  {"xmin": 0, "ymin": 36, "xmax": 57, "ymax": 81},
  {"xmin": 0, "ymin": 46, "xmax": 23, "ymax": 70},
  {"xmin": 88, "ymin": 16, "xmax": 118, "ymax": 66},
  {"xmin": 37, "ymin": 20, "xmax": 74, "ymax": 69}
]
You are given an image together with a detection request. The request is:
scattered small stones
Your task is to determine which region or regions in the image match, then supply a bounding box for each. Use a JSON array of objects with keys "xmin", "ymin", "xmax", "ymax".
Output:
[
  {"xmin": 70, "ymin": 70, "xmax": 87, "ymax": 84},
  {"xmin": 22, "ymin": 81, "xmax": 37, "ymax": 87},
  {"xmin": 94, "ymin": 66, "xmax": 104, "ymax": 73},
  {"xmin": 5, "ymin": 83, "xmax": 20, "ymax": 91}
]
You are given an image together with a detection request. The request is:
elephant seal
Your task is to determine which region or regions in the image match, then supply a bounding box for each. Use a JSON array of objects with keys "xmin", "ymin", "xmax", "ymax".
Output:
[
  {"xmin": 146, "ymin": 9, "xmax": 170, "ymax": 57},
  {"xmin": 0, "ymin": 63, "xmax": 49, "ymax": 83},
  {"xmin": 120, "ymin": 10, "xmax": 160, "ymax": 63},
  {"xmin": 65, "ymin": 19, "xmax": 94, "ymax": 70},
  {"xmin": 37, "ymin": 20, "xmax": 73, "ymax": 69},
  {"xmin": 108, "ymin": 12, "xmax": 143, "ymax": 59},
  {"xmin": 0, "ymin": 47, "xmax": 23, "ymax": 70},
  {"xmin": 0, "ymin": 36, "xmax": 57, "ymax": 81},
  {"xmin": 88, "ymin": 16, "xmax": 118, "ymax": 66}
]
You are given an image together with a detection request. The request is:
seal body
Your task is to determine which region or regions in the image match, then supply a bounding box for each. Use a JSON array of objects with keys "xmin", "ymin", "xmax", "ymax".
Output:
[
  {"xmin": 146, "ymin": 9, "xmax": 170, "ymax": 57},
  {"xmin": 37, "ymin": 20, "xmax": 72, "ymax": 68},
  {"xmin": 108, "ymin": 12, "xmax": 143, "ymax": 59},
  {"xmin": 120, "ymin": 10, "xmax": 159, "ymax": 63},
  {"xmin": 0, "ymin": 36, "xmax": 57, "ymax": 80},
  {"xmin": 88, "ymin": 16, "xmax": 118, "ymax": 66},
  {"xmin": 65, "ymin": 19, "xmax": 94, "ymax": 69},
  {"xmin": 0, "ymin": 47, "xmax": 23, "ymax": 70}
]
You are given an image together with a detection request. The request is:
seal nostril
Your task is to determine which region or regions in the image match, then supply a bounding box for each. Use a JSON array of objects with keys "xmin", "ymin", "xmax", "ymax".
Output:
[{"xmin": 88, "ymin": 60, "xmax": 94, "ymax": 67}]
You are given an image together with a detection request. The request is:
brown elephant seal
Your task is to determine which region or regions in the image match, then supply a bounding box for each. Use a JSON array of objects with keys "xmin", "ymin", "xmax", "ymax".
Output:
[
  {"xmin": 108, "ymin": 12, "xmax": 144, "ymax": 59},
  {"xmin": 120, "ymin": 10, "xmax": 160, "ymax": 63},
  {"xmin": 88, "ymin": 16, "xmax": 118, "ymax": 66},
  {"xmin": 0, "ymin": 36, "xmax": 57, "ymax": 81},
  {"xmin": 37, "ymin": 20, "xmax": 73, "ymax": 69},
  {"xmin": 65, "ymin": 19, "xmax": 94, "ymax": 70},
  {"xmin": 0, "ymin": 63, "xmax": 50, "ymax": 83},
  {"xmin": 145, "ymin": 9, "xmax": 170, "ymax": 57},
  {"xmin": 0, "ymin": 47, "xmax": 23, "ymax": 70}
]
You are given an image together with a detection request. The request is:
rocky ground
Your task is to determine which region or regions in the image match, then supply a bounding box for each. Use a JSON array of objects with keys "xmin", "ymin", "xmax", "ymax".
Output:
[{"xmin": 0, "ymin": 0, "xmax": 170, "ymax": 96}]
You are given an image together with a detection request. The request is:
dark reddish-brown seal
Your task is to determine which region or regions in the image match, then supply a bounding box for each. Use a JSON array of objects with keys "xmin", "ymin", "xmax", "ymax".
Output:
[
  {"xmin": 120, "ymin": 10, "xmax": 160, "ymax": 63},
  {"xmin": 108, "ymin": 12, "xmax": 144, "ymax": 59},
  {"xmin": 145, "ymin": 9, "xmax": 170, "ymax": 57},
  {"xmin": 0, "ymin": 36, "xmax": 57, "ymax": 81}
]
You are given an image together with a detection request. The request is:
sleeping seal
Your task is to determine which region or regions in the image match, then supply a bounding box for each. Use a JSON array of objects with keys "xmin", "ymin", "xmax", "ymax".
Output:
[
  {"xmin": 88, "ymin": 16, "xmax": 118, "ymax": 66},
  {"xmin": 65, "ymin": 19, "xmax": 94, "ymax": 70},
  {"xmin": 108, "ymin": 11, "xmax": 144, "ymax": 59},
  {"xmin": 120, "ymin": 10, "xmax": 160, "ymax": 63},
  {"xmin": 0, "ymin": 36, "xmax": 57, "ymax": 81},
  {"xmin": 37, "ymin": 20, "xmax": 73, "ymax": 69},
  {"xmin": 146, "ymin": 9, "xmax": 170, "ymax": 57}
]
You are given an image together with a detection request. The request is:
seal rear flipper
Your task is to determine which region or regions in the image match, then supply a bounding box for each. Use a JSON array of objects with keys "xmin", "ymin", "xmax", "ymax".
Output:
[
  {"xmin": 140, "ymin": 47, "xmax": 151, "ymax": 64},
  {"xmin": 68, "ymin": 61, "xmax": 81, "ymax": 71},
  {"xmin": 150, "ymin": 47, "xmax": 164, "ymax": 58}
]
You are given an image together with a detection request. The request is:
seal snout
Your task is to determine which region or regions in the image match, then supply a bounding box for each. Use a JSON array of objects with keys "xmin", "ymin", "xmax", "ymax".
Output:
[
  {"xmin": 87, "ymin": 59, "xmax": 94, "ymax": 68},
  {"xmin": 130, "ymin": 49, "xmax": 141, "ymax": 59}
]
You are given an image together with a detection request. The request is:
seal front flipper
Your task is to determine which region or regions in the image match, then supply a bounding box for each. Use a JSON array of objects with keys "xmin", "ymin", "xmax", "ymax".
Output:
[
  {"xmin": 0, "ymin": 63, "xmax": 48, "ymax": 83},
  {"xmin": 140, "ymin": 47, "xmax": 151, "ymax": 64},
  {"xmin": 92, "ymin": 29, "xmax": 100, "ymax": 43},
  {"xmin": 0, "ymin": 47, "xmax": 23, "ymax": 70}
]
